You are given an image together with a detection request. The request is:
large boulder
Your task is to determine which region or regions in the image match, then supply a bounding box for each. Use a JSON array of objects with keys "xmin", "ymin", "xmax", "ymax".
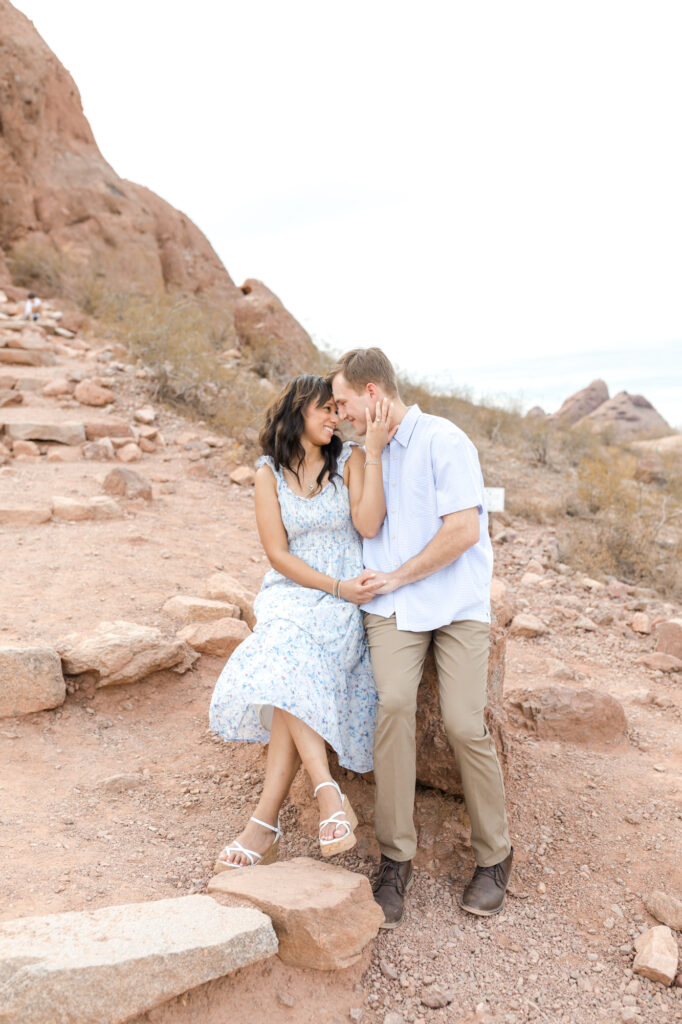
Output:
[
  {"xmin": 234, "ymin": 280, "xmax": 320, "ymax": 382},
  {"xmin": 633, "ymin": 926, "xmax": 678, "ymax": 986},
  {"xmin": 0, "ymin": 896, "xmax": 277, "ymax": 1024},
  {"xmin": 208, "ymin": 857, "xmax": 383, "ymax": 970},
  {"xmin": 56, "ymin": 620, "xmax": 197, "ymax": 688},
  {"xmin": 505, "ymin": 686, "xmax": 627, "ymax": 744},
  {"xmin": 0, "ymin": 646, "xmax": 65, "ymax": 717}
]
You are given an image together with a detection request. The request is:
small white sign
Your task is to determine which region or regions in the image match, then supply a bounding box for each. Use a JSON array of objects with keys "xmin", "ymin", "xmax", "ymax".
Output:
[{"xmin": 484, "ymin": 487, "xmax": 505, "ymax": 512}]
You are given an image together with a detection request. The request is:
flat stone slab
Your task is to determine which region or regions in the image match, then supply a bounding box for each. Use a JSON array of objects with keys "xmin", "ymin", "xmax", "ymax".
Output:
[
  {"xmin": 0, "ymin": 646, "xmax": 65, "ymax": 717},
  {"xmin": 178, "ymin": 617, "xmax": 251, "ymax": 656},
  {"xmin": 0, "ymin": 895, "xmax": 277, "ymax": 1024},
  {"xmin": 1, "ymin": 416, "xmax": 85, "ymax": 445},
  {"xmin": 208, "ymin": 856, "xmax": 384, "ymax": 970},
  {"xmin": 0, "ymin": 348, "xmax": 57, "ymax": 366},
  {"xmin": 0, "ymin": 504, "xmax": 52, "ymax": 525}
]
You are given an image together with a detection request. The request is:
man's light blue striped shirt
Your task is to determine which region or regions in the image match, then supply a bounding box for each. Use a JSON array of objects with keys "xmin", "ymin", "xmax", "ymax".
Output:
[{"xmin": 361, "ymin": 405, "xmax": 493, "ymax": 631}]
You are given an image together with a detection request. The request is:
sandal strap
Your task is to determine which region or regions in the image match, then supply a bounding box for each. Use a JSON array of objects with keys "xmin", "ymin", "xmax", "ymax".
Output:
[
  {"xmin": 219, "ymin": 840, "xmax": 259, "ymax": 865},
  {"xmin": 313, "ymin": 780, "xmax": 342, "ymax": 799},
  {"xmin": 250, "ymin": 815, "xmax": 281, "ymax": 838},
  {"xmin": 319, "ymin": 810, "xmax": 352, "ymax": 844}
]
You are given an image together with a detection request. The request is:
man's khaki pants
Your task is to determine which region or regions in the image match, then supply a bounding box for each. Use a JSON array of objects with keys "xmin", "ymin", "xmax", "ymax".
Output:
[{"xmin": 364, "ymin": 613, "xmax": 510, "ymax": 867}]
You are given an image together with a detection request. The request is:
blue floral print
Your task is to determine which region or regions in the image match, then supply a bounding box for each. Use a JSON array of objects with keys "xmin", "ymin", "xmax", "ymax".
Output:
[{"xmin": 209, "ymin": 442, "xmax": 377, "ymax": 772}]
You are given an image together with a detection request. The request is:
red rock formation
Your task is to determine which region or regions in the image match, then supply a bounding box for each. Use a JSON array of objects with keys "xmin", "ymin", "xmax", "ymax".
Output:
[
  {"xmin": 0, "ymin": 1, "xmax": 318, "ymax": 376},
  {"xmin": 552, "ymin": 379, "xmax": 609, "ymax": 425},
  {"xmin": 578, "ymin": 391, "xmax": 671, "ymax": 441}
]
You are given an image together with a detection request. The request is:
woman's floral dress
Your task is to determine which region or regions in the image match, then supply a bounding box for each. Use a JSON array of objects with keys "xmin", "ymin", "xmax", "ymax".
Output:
[{"xmin": 209, "ymin": 442, "xmax": 377, "ymax": 772}]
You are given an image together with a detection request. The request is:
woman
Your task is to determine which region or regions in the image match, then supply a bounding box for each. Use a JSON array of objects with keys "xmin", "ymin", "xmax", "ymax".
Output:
[{"xmin": 209, "ymin": 374, "xmax": 392, "ymax": 868}]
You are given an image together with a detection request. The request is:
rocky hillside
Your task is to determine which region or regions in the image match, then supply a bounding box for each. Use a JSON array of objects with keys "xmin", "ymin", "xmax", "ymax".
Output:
[{"xmin": 0, "ymin": 0, "xmax": 318, "ymax": 379}]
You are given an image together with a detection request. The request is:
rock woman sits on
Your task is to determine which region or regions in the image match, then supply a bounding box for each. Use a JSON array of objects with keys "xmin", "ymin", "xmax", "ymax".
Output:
[{"xmin": 209, "ymin": 373, "xmax": 394, "ymax": 868}]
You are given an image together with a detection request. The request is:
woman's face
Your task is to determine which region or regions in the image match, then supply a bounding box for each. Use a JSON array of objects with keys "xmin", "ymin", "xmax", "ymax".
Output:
[{"xmin": 301, "ymin": 395, "xmax": 338, "ymax": 447}]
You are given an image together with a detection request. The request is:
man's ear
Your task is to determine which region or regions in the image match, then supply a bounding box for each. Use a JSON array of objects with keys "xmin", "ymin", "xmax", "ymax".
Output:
[{"xmin": 367, "ymin": 382, "xmax": 378, "ymax": 399}]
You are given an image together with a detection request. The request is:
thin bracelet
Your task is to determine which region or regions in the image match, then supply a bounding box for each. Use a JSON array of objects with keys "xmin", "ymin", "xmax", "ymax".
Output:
[
  {"xmin": 364, "ymin": 459, "xmax": 381, "ymax": 467},
  {"xmin": 337, "ymin": 579, "xmax": 344, "ymax": 600}
]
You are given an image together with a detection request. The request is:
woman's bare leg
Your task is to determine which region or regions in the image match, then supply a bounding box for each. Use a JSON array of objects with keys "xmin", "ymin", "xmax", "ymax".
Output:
[
  {"xmin": 279, "ymin": 709, "xmax": 348, "ymax": 841},
  {"xmin": 219, "ymin": 708, "xmax": 300, "ymax": 867}
]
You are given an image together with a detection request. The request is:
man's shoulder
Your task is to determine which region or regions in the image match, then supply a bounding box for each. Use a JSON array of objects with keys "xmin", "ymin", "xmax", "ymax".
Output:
[{"xmin": 414, "ymin": 411, "xmax": 475, "ymax": 447}]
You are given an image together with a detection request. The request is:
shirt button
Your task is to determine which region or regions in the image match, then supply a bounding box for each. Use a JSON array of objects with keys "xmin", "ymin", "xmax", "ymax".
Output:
[
  {"xmin": 391, "ymin": 534, "xmax": 395, "ymax": 539},
  {"xmin": 392, "ymin": 482, "xmax": 396, "ymax": 487}
]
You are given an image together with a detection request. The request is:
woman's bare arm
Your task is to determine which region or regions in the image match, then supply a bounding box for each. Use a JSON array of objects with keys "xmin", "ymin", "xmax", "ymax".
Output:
[{"xmin": 255, "ymin": 464, "xmax": 378, "ymax": 605}]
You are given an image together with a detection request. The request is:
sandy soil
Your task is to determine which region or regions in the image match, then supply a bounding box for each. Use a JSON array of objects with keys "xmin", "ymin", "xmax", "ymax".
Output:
[{"xmin": 1, "ymin": 338, "xmax": 681, "ymax": 1024}]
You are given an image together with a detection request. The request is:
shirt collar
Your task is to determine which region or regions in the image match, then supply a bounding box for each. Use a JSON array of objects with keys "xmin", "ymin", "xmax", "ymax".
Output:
[{"xmin": 392, "ymin": 405, "xmax": 421, "ymax": 448}]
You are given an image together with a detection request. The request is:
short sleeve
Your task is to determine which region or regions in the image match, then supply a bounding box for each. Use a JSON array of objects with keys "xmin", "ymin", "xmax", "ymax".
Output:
[
  {"xmin": 431, "ymin": 430, "xmax": 485, "ymax": 518},
  {"xmin": 336, "ymin": 441, "xmax": 356, "ymax": 473}
]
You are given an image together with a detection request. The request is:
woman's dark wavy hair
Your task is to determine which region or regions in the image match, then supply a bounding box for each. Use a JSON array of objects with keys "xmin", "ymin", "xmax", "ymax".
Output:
[{"xmin": 259, "ymin": 374, "xmax": 342, "ymax": 490}]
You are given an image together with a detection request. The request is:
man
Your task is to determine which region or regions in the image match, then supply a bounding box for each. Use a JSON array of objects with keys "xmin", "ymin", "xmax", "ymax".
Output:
[{"xmin": 331, "ymin": 347, "xmax": 512, "ymax": 927}]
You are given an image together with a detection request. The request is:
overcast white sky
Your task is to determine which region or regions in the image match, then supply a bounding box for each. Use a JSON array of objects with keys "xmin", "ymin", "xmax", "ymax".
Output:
[{"xmin": 17, "ymin": 0, "xmax": 682, "ymax": 426}]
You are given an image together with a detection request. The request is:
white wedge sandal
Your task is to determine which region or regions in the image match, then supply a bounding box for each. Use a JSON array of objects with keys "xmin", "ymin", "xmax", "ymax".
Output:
[
  {"xmin": 213, "ymin": 816, "xmax": 282, "ymax": 873},
  {"xmin": 314, "ymin": 780, "xmax": 358, "ymax": 857}
]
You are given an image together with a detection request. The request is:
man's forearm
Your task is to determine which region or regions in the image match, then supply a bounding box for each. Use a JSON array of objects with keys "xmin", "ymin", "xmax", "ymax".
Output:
[{"xmin": 374, "ymin": 509, "xmax": 480, "ymax": 594}]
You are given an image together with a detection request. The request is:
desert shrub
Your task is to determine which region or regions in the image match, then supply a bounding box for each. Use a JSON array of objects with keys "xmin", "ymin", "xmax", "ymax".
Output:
[{"xmin": 7, "ymin": 242, "xmax": 65, "ymax": 293}]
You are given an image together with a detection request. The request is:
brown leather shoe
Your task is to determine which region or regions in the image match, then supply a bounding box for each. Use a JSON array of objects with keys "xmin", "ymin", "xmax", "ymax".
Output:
[
  {"xmin": 371, "ymin": 856, "xmax": 413, "ymax": 929},
  {"xmin": 460, "ymin": 847, "xmax": 513, "ymax": 917}
]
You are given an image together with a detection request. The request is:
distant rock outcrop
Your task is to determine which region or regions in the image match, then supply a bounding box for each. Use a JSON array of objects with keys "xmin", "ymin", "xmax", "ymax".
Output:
[
  {"xmin": 552, "ymin": 379, "xmax": 610, "ymax": 425},
  {"xmin": 550, "ymin": 379, "xmax": 674, "ymax": 442},
  {"xmin": 578, "ymin": 391, "xmax": 671, "ymax": 441},
  {"xmin": 0, "ymin": 0, "xmax": 317, "ymax": 377}
]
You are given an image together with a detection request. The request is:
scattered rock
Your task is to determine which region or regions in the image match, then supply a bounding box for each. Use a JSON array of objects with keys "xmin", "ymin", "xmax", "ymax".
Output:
[
  {"xmin": 56, "ymin": 620, "xmax": 198, "ymax": 688},
  {"xmin": 631, "ymin": 612, "xmax": 651, "ymax": 634},
  {"xmin": 103, "ymin": 467, "xmax": 153, "ymax": 501},
  {"xmin": 41, "ymin": 377, "xmax": 73, "ymax": 397},
  {"xmin": 635, "ymin": 653, "xmax": 682, "ymax": 673},
  {"xmin": 0, "ymin": 347, "xmax": 57, "ymax": 366},
  {"xmin": 0, "ymin": 896, "xmax": 277, "ymax": 1024},
  {"xmin": 51, "ymin": 495, "xmax": 123, "ymax": 522},
  {"xmin": 506, "ymin": 686, "xmax": 627, "ymax": 743},
  {"xmin": 509, "ymin": 613, "xmax": 548, "ymax": 638},
  {"xmin": 0, "ymin": 647, "xmax": 65, "ymax": 718},
  {"xmin": 12, "ymin": 438, "xmax": 40, "ymax": 457},
  {"xmin": 656, "ymin": 619, "xmax": 682, "ymax": 661},
  {"xmin": 84, "ymin": 418, "xmax": 133, "ymax": 440},
  {"xmin": 73, "ymin": 379, "xmax": 116, "ymax": 407},
  {"xmin": 203, "ymin": 572, "xmax": 257, "ymax": 629},
  {"xmin": 162, "ymin": 596, "xmax": 240, "ymax": 623},
  {"xmin": 646, "ymin": 891, "xmax": 682, "ymax": 931},
  {"xmin": 421, "ymin": 983, "xmax": 454, "ymax": 1008},
  {"xmin": 177, "ymin": 617, "xmax": 251, "ymax": 657},
  {"xmin": 574, "ymin": 615, "xmax": 598, "ymax": 631},
  {"xmin": 633, "ymin": 925, "xmax": 678, "ymax": 985},
  {"xmin": 208, "ymin": 856, "xmax": 383, "ymax": 970},
  {"xmin": 134, "ymin": 406, "xmax": 155, "ymax": 424},
  {"xmin": 0, "ymin": 388, "xmax": 22, "ymax": 407},
  {"xmin": 46, "ymin": 445, "xmax": 81, "ymax": 463},
  {"xmin": 230, "ymin": 465, "xmax": 256, "ymax": 486},
  {"xmin": 526, "ymin": 558, "xmax": 544, "ymax": 575},
  {"xmin": 82, "ymin": 438, "xmax": 116, "ymax": 461},
  {"xmin": 520, "ymin": 571, "xmax": 544, "ymax": 587},
  {"xmin": 116, "ymin": 442, "xmax": 143, "ymax": 463},
  {"xmin": 101, "ymin": 773, "xmax": 144, "ymax": 794}
]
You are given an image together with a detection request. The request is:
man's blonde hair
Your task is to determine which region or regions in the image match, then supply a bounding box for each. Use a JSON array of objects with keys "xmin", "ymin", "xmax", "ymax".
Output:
[{"xmin": 328, "ymin": 347, "xmax": 399, "ymax": 397}]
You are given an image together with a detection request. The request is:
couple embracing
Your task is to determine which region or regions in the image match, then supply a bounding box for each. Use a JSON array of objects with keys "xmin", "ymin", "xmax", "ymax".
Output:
[{"xmin": 209, "ymin": 347, "xmax": 512, "ymax": 927}]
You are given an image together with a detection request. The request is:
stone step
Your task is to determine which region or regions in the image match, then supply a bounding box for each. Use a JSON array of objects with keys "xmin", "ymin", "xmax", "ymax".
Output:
[
  {"xmin": 0, "ymin": 895, "xmax": 277, "ymax": 1024},
  {"xmin": 0, "ymin": 348, "xmax": 58, "ymax": 366},
  {"xmin": 0, "ymin": 646, "xmax": 65, "ymax": 718},
  {"xmin": 0, "ymin": 417, "xmax": 86, "ymax": 445}
]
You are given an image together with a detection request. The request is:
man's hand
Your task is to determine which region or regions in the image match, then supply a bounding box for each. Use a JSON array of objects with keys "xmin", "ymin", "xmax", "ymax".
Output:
[
  {"xmin": 364, "ymin": 398, "xmax": 398, "ymax": 458},
  {"xmin": 370, "ymin": 571, "xmax": 401, "ymax": 595}
]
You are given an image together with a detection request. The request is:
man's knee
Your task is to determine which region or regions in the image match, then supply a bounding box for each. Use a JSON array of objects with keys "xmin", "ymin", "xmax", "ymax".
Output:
[
  {"xmin": 443, "ymin": 709, "xmax": 488, "ymax": 747},
  {"xmin": 376, "ymin": 687, "xmax": 416, "ymax": 721}
]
